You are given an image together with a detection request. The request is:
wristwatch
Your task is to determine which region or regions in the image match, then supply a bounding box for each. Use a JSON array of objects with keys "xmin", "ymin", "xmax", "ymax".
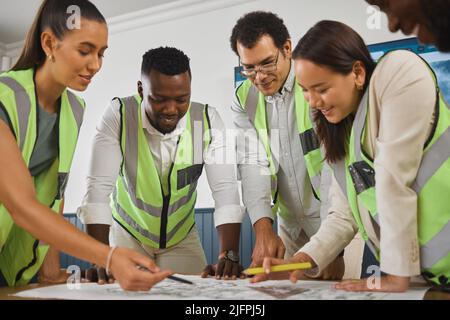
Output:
[{"xmin": 224, "ymin": 250, "xmax": 239, "ymax": 263}]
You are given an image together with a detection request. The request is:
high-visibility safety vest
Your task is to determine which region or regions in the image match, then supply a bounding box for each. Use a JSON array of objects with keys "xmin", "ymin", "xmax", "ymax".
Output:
[
  {"xmin": 236, "ymin": 79, "xmax": 323, "ymax": 218},
  {"xmin": 0, "ymin": 68, "xmax": 85, "ymax": 286},
  {"xmin": 333, "ymin": 52, "xmax": 450, "ymax": 286},
  {"xmin": 111, "ymin": 95, "xmax": 211, "ymax": 249}
]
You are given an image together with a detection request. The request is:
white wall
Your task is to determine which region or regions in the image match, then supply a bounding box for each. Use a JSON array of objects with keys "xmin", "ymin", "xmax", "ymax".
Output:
[
  {"xmin": 0, "ymin": 43, "xmax": 9, "ymax": 72},
  {"xmin": 1, "ymin": 40, "xmax": 22, "ymax": 71},
  {"xmin": 56, "ymin": 0, "xmax": 404, "ymax": 213}
]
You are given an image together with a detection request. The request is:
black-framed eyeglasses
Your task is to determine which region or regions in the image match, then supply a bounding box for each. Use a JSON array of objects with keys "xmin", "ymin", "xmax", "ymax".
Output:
[{"xmin": 240, "ymin": 50, "xmax": 280, "ymax": 78}]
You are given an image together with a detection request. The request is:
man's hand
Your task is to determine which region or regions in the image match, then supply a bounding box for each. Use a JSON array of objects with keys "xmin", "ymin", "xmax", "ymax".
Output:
[
  {"xmin": 335, "ymin": 275, "xmax": 411, "ymax": 292},
  {"xmin": 81, "ymin": 265, "xmax": 115, "ymax": 284},
  {"xmin": 202, "ymin": 224, "xmax": 245, "ymax": 280},
  {"xmin": 201, "ymin": 251, "xmax": 245, "ymax": 280},
  {"xmin": 84, "ymin": 224, "xmax": 114, "ymax": 284},
  {"xmin": 251, "ymin": 218, "xmax": 285, "ymax": 266}
]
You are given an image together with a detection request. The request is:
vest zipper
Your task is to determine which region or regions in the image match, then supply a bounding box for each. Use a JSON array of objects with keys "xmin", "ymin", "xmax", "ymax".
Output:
[
  {"xmin": 14, "ymin": 69, "xmax": 42, "ymax": 284},
  {"xmin": 311, "ymin": 182, "xmax": 320, "ymax": 201},
  {"xmin": 159, "ymin": 138, "xmax": 180, "ymax": 249},
  {"xmin": 15, "ymin": 239, "xmax": 40, "ymax": 284},
  {"xmin": 159, "ymin": 162, "xmax": 175, "ymax": 249}
]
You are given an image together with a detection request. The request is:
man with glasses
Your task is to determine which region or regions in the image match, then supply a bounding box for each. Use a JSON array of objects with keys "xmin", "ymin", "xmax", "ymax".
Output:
[{"xmin": 202, "ymin": 11, "xmax": 346, "ymax": 280}]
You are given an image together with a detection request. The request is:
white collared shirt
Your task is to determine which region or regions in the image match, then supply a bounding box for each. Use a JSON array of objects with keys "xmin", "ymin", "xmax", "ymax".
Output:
[
  {"xmin": 232, "ymin": 63, "xmax": 331, "ymax": 240},
  {"xmin": 77, "ymin": 98, "xmax": 244, "ymax": 227}
]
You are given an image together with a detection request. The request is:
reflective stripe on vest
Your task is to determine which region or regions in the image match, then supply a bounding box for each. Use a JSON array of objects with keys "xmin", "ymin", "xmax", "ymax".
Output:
[
  {"xmin": 113, "ymin": 189, "xmax": 196, "ymax": 245},
  {"xmin": 239, "ymin": 83, "xmax": 279, "ymax": 213},
  {"xmin": 0, "ymin": 68, "xmax": 84, "ymax": 286},
  {"xmin": 0, "ymin": 76, "xmax": 31, "ymax": 150},
  {"xmin": 112, "ymin": 95, "xmax": 210, "ymax": 249},
  {"xmin": 333, "ymin": 54, "xmax": 450, "ymax": 285}
]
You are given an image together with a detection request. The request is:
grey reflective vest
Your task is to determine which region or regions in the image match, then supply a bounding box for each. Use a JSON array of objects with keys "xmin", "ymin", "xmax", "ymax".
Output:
[
  {"xmin": 333, "ymin": 52, "xmax": 450, "ymax": 286},
  {"xmin": 236, "ymin": 79, "xmax": 323, "ymax": 217},
  {"xmin": 111, "ymin": 95, "xmax": 211, "ymax": 249},
  {"xmin": 0, "ymin": 68, "xmax": 85, "ymax": 286}
]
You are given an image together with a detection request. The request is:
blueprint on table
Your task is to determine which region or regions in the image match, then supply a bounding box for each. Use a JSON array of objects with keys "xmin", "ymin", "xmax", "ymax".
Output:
[{"xmin": 14, "ymin": 275, "xmax": 429, "ymax": 300}]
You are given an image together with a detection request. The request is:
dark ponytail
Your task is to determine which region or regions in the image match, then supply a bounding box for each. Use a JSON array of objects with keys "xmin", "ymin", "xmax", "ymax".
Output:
[
  {"xmin": 292, "ymin": 20, "xmax": 376, "ymax": 163},
  {"xmin": 12, "ymin": 0, "xmax": 106, "ymax": 71}
]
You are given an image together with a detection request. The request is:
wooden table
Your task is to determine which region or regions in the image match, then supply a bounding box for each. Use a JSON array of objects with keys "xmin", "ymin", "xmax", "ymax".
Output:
[{"xmin": 1, "ymin": 283, "xmax": 449, "ymax": 300}]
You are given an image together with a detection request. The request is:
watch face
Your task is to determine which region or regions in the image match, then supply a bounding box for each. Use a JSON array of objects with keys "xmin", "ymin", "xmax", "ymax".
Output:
[{"xmin": 225, "ymin": 250, "xmax": 239, "ymax": 263}]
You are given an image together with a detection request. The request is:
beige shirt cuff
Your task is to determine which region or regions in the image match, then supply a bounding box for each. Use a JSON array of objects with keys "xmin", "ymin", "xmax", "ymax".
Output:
[{"xmin": 297, "ymin": 244, "xmax": 336, "ymax": 279}]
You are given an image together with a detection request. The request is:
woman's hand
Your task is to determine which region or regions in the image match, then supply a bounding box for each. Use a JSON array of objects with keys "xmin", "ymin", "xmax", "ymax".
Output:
[
  {"xmin": 38, "ymin": 268, "xmax": 70, "ymax": 284},
  {"xmin": 108, "ymin": 247, "xmax": 173, "ymax": 291},
  {"xmin": 335, "ymin": 274, "xmax": 410, "ymax": 292},
  {"xmin": 250, "ymin": 252, "xmax": 315, "ymax": 283},
  {"xmin": 38, "ymin": 246, "xmax": 69, "ymax": 284}
]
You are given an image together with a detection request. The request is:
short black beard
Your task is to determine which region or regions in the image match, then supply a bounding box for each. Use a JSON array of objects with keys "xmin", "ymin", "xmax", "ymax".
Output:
[{"xmin": 157, "ymin": 125, "xmax": 176, "ymax": 135}]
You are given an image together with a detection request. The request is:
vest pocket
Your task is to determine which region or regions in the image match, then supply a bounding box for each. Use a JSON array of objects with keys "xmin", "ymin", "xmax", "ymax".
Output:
[
  {"xmin": 299, "ymin": 129, "xmax": 320, "ymax": 155},
  {"xmin": 177, "ymin": 164, "xmax": 204, "ymax": 190},
  {"xmin": 348, "ymin": 161, "xmax": 375, "ymax": 194}
]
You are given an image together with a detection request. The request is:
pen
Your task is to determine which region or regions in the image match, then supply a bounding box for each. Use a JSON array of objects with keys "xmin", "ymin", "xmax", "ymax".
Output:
[
  {"xmin": 167, "ymin": 275, "xmax": 194, "ymax": 285},
  {"xmin": 137, "ymin": 266, "xmax": 194, "ymax": 285},
  {"xmin": 243, "ymin": 262, "xmax": 312, "ymax": 275}
]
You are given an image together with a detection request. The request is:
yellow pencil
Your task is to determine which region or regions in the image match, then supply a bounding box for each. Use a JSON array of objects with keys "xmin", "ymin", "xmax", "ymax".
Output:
[{"xmin": 243, "ymin": 262, "xmax": 312, "ymax": 275}]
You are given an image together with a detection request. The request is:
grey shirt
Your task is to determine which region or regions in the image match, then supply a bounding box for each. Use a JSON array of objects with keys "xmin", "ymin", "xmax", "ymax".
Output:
[
  {"xmin": 0, "ymin": 102, "xmax": 58, "ymax": 177},
  {"xmin": 232, "ymin": 63, "xmax": 331, "ymax": 240}
]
